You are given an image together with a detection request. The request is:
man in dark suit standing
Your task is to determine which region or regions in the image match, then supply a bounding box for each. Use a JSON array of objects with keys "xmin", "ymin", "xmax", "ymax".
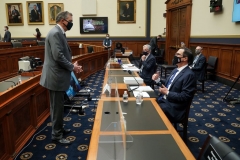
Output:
[
  {"xmin": 31, "ymin": 5, "xmax": 40, "ymax": 22},
  {"xmin": 152, "ymin": 47, "xmax": 196, "ymax": 122},
  {"xmin": 3, "ymin": 26, "xmax": 11, "ymax": 42},
  {"xmin": 40, "ymin": 11, "xmax": 82, "ymax": 145},
  {"xmin": 189, "ymin": 46, "xmax": 206, "ymax": 81},
  {"xmin": 139, "ymin": 44, "xmax": 156, "ymax": 86},
  {"xmin": 149, "ymin": 35, "xmax": 162, "ymax": 55}
]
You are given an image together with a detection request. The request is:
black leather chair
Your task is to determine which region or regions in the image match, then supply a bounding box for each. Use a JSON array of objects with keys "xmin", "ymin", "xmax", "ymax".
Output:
[
  {"xmin": 37, "ymin": 41, "xmax": 45, "ymax": 46},
  {"xmin": 171, "ymin": 91, "xmax": 195, "ymax": 144},
  {"xmin": 11, "ymin": 42, "xmax": 22, "ymax": 48},
  {"xmin": 197, "ymin": 134, "xmax": 240, "ymax": 160},
  {"xmin": 87, "ymin": 46, "xmax": 94, "ymax": 53},
  {"xmin": 160, "ymin": 59, "xmax": 177, "ymax": 78},
  {"xmin": 206, "ymin": 56, "xmax": 218, "ymax": 80}
]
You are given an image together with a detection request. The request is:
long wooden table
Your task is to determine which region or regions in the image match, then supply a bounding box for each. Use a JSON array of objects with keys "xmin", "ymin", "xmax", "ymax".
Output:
[{"xmin": 87, "ymin": 59, "xmax": 195, "ymax": 160}]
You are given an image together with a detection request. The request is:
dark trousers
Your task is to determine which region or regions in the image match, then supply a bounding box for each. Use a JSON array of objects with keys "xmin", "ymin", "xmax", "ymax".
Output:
[{"xmin": 49, "ymin": 90, "xmax": 65, "ymax": 140}]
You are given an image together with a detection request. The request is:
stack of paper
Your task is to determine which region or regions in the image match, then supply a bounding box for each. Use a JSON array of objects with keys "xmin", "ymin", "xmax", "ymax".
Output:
[
  {"xmin": 123, "ymin": 77, "xmax": 143, "ymax": 85},
  {"xmin": 129, "ymin": 86, "xmax": 154, "ymax": 92},
  {"xmin": 122, "ymin": 64, "xmax": 140, "ymax": 71}
]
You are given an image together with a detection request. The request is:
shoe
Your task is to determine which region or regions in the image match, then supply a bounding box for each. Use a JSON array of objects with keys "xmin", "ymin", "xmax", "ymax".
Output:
[
  {"xmin": 63, "ymin": 129, "xmax": 71, "ymax": 135},
  {"xmin": 52, "ymin": 138, "xmax": 71, "ymax": 145}
]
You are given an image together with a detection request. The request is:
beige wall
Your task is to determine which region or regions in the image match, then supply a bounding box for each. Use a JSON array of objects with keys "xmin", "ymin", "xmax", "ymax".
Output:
[
  {"xmin": 0, "ymin": 0, "xmax": 147, "ymax": 38},
  {"xmin": 0, "ymin": 0, "xmax": 239, "ymax": 38},
  {"xmin": 150, "ymin": 0, "xmax": 166, "ymax": 37},
  {"xmin": 191, "ymin": 0, "xmax": 240, "ymax": 37}
]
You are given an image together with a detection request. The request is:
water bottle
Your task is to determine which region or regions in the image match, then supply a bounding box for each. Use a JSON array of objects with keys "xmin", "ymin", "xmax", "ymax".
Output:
[
  {"xmin": 123, "ymin": 91, "xmax": 128, "ymax": 103},
  {"xmin": 139, "ymin": 90, "xmax": 143, "ymax": 103},
  {"xmin": 18, "ymin": 75, "xmax": 22, "ymax": 84},
  {"xmin": 136, "ymin": 91, "xmax": 142, "ymax": 105}
]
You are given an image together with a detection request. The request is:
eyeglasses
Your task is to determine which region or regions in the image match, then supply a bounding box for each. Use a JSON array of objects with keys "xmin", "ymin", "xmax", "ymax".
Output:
[{"xmin": 64, "ymin": 19, "xmax": 72, "ymax": 23}]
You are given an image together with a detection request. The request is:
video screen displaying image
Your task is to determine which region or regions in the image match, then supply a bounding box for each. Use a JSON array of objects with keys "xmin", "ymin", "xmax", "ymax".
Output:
[{"xmin": 80, "ymin": 17, "xmax": 108, "ymax": 34}]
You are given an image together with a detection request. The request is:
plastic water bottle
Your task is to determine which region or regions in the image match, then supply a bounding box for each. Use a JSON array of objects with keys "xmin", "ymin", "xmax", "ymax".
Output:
[
  {"xmin": 123, "ymin": 91, "xmax": 128, "ymax": 103},
  {"xmin": 18, "ymin": 75, "xmax": 22, "ymax": 84},
  {"xmin": 139, "ymin": 90, "xmax": 143, "ymax": 103}
]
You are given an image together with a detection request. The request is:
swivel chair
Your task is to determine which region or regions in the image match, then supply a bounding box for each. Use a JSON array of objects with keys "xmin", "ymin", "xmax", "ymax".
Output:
[
  {"xmin": 206, "ymin": 56, "xmax": 218, "ymax": 80},
  {"xmin": 87, "ymin": 46, "xmax": 94, "ymax": 53},
  {"xmin": 11, "ymin": 42, "xmax": 22, "ymax": 48},
  {"xmin": 37, "ymin": 41, "xmax": 45, "ymax": 46},
  {"xmin": 160, "ymin": 59, "xmax": 177, "ymax": 78},
  {"xmin": 171, "ymin": 91, "xmax": 195, "ymax": 144},
  {"xmin": 197, "ymin": 134, "xmax": 240, "ymax": 160}
]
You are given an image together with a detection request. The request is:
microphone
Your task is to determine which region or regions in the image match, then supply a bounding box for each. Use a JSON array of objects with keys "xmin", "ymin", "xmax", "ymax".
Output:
[{"xmin": 127, "ymin": 70, "xmax": 140, "ymax": 92}]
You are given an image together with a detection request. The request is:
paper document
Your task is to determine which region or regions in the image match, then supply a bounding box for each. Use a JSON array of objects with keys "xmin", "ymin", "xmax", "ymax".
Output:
[
  {"xmin": 133, "ymin": 91, "xmax": 150, "ymax": 98},
  {"xmin": 122, "ymin": 64, "xmax": 140, "ymax": 71},
  {"xmin": 123, "ymin": 77, "xmax": 143, "ymax": 85},
  {"xmin": 130, "ymin": 86, "xmax": 154, "ymax": 92}
]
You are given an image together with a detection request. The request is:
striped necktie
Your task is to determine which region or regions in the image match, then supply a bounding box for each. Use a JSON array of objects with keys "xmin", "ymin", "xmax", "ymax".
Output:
[{"xmin": 158, "ymin": 69, "xmax": 179, "ymax": 101}]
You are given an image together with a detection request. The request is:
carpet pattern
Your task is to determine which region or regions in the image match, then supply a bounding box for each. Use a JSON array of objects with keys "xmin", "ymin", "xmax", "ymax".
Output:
[{"xmin": 15, "ymin": 63, "xmax": 240, "ymax": 159}]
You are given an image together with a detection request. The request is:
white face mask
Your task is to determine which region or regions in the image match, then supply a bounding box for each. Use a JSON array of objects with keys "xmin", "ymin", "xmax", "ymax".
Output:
[{"xmin": 106, "ymin": 37, "xmax": 109, "ymax": 39}]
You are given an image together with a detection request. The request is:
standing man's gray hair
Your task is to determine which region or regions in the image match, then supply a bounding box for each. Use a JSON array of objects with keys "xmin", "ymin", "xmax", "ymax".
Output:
[{"xmin": 56, "ymin": 11, "xmax": 72, "ymax": 23}]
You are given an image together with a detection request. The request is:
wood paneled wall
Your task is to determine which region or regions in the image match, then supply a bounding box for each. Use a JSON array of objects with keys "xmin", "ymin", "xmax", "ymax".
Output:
[{"xmin": 189, "ymin": 43, "xmax": 240, "ymax": 81}]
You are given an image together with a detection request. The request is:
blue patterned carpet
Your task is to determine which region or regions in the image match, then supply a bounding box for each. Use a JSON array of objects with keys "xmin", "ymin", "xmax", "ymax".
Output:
[{"xmin": 15, "ymin": 68, "xmax": 240, "ymax": 160}]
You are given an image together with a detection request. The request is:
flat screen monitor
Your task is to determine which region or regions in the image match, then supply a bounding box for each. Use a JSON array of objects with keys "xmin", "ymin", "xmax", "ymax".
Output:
[
  {"xmin": 80, "ymin": 17, "xmax": 108, "ymax": 34},
  {"xmin": 65, "ymin": 72, "xmax": 81, "ymax": 100}
]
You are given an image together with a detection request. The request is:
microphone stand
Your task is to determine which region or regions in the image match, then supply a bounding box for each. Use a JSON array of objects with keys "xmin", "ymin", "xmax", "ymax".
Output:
[{"xmin": 127, "ymin": 70, "xmax": 140, "ymax": 92}]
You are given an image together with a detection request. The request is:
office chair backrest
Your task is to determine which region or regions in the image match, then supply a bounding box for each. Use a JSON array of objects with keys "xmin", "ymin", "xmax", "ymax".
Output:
[
  {"xmin": 116, "ymin": 42, "xmax": 122, "ymax": 49},
  {"xmin": 87, "ymin": 46, "xmax": 94, "ymax": 53},
  {"xmin": 11, "ymin": 42, "xmax": 22, "ymax": 48},
  {"xmin": 37, "ymin": 41, "xmax": 45, "ymax": 46},
  {"xmin": 207, "ymin": 56, "xmax": 218, "ymax": 68},
  {"xmin": 197, "ymin": 134, "xmax": 240, "ymax": 160}
]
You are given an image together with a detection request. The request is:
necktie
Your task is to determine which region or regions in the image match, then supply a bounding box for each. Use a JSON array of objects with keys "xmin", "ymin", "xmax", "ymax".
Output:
[
  {"xmin": 158, "ymin": 69, "xmax": 178, "ymax": 101},
  {"xmin": 192, "ymin": 55, "xmax": 199, "ymax": 67}
]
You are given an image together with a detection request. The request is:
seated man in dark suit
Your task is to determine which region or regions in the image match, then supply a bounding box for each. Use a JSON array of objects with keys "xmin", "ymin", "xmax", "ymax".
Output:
[
  {"xmin": 189, "ymin": 46, "xmax": 206, "ymax": 82},
  {"xmin": 139, "ymin": 44, "xmax": 156, "ymax": 86},
  {"xmin": 114, "ymin": 42, "xmax": 125, "ymax": 53},
  {"xmin": 152, "ymin": 47, "xmax": 196, "ymax": 122}
]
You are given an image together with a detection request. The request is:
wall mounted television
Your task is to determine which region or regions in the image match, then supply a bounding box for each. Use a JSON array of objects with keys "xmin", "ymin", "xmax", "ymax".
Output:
[{"xmin": 79, "ymin": 17, "xmax": 108, "ymax": 34}]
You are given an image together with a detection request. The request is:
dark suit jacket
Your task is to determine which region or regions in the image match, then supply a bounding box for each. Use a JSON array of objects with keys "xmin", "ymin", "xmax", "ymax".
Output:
[
  {"xmin": 192, "ymin": 54, "xmax": 206, "ymax": 81},
  {"xmin": 158, "ymin": 66, "xmax": 196, "ymax": 122},
  {"xmin": 149, "ymin": 37, "xmax": 158, "ymax": 50},
  {"xmin": 139, "ymin": 54, "xmax": 156, "ymax": 85},
  {"xmin": 31, "ymin": 9, "xmax": 40, "ymax": 22},
  {"xmin": 4, "ymin": 31, "xmax": 11, "ymax": 42},
  {"xmin": 40, "ymin": 25, "xmax": 73, "ymax": 91}
]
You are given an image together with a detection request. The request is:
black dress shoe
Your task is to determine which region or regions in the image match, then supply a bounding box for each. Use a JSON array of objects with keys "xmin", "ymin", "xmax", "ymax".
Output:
[
  {"xmin": 52, "ymin": 138, "xmax": 71, "ymax": 145},
  {"xmin": 63, "ymin": 129, "xmax": 71, "ymax": 135}
]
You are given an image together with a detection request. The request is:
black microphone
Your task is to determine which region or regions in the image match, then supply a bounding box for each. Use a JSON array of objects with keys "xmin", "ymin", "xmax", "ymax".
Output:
[{"xmin": 127, "ymin": 70, "xmax": 140, "ymax": 92}]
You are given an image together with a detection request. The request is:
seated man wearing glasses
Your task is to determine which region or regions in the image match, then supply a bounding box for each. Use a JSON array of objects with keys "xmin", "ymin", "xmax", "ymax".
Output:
[{"xmin": 152, "ymin": 47, "xmax": 196, "ymax": 122}]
